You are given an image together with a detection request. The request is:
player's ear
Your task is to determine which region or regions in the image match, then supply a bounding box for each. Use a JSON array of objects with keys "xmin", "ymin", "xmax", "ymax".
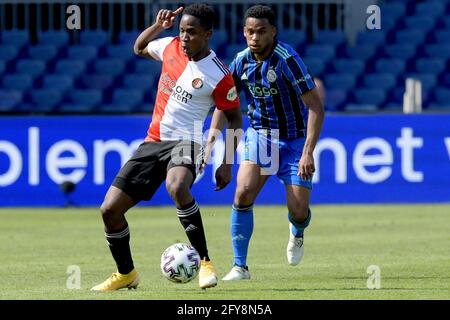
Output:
[
  {"xmin": 272, "ymin": 26, "xmax": 277, "ymax": 38},
  {"xmin": 205, "ymin": 29, "xmax": 212, "ymax": 41}
]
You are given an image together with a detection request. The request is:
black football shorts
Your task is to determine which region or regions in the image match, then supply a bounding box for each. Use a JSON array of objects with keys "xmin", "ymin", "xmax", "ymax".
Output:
[{"xmin": 112, "ymin": 140, "xmax": 203, "ymax": 202}]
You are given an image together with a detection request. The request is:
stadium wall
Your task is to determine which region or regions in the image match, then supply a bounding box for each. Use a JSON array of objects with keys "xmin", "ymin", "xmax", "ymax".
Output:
[{"xmin": 0, "ymin": 114, "xmax": 449, "ymax": 207}]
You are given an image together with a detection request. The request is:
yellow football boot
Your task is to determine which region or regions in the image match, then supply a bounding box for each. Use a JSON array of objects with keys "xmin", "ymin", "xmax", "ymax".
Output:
[
  {"xmin": 91, "ymin": 268, "xmax": 140, "ymax": 292},
  {"xmin": 198, "ymin": 259, "xmax": 217, "ymax": 289}
]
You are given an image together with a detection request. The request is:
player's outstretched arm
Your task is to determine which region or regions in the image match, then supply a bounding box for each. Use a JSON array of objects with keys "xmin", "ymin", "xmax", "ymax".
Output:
[
  {"xmin": 299, "ymin": 87, "xmax": 325, "ymax": 181},
  {"xmin": 134, "ymin": 7, "xmax": 183, "ymax": 59}
]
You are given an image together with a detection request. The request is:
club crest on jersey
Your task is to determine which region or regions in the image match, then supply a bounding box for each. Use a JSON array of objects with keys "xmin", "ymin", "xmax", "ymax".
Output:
[
  {"xmin": 227, "ymin": 86, "xmax": 238, "ymax": 101},
  {"xmin": 192, "ymin": 78, "xmax": 203, "ymax": 89},
  {"xmin": 267, "ymin": 69, "xmax": 277, "ymax": 83}
]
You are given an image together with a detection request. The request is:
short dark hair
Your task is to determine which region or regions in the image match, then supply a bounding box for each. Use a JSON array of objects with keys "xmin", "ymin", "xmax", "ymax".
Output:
[
  {"xmin": 244, "ymin": 5, "xmax": 276, "ymax": 26},
  {"xmin": 183, "ymin": 4, "xmax": 215, "ymax": 30}
]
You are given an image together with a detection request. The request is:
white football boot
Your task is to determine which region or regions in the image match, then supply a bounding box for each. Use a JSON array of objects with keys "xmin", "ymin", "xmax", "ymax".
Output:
[
  {"xmin": 287, "ymin": 223, "xmax": 304, "ymax": 266},
  {"xmin": 222, "ymin": 265, "xmax": 251, "ymax": 281}
]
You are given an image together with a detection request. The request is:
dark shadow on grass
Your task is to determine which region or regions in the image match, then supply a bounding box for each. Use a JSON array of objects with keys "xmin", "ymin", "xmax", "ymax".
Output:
[
  {"xmin": 339, "ymin": 276, "xmax": 450, "ymax": 280},
  {"xmin": 170, "ymin": 287, "xmax": 449, "ymax": 294}
]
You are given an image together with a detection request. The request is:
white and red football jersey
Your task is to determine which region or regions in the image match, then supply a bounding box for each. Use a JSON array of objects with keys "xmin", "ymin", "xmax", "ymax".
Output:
[{"xmin": 144, "ymin": 36, "xmax": 240, "ymax": 144}]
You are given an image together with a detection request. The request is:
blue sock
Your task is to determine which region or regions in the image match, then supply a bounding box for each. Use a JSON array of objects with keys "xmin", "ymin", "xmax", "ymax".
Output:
[
  {"xmin": 288, "ymin": 208, "xmax": 311, "ymax": 237},
  {"xmin": 230, "ymin": 204, "xmax": 254, "ymax": 268}
]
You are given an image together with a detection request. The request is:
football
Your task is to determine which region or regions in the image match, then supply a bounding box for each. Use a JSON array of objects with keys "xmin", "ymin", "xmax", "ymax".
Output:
[{"xmin": 160, "ymin": 243, "xmax": 201, "ymax": 283}]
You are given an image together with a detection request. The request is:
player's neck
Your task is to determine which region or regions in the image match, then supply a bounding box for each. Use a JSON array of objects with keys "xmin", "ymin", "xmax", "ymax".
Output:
[
  {"xmin": 190, "ymin": 47, "xmax": 211, "ymax": 62},
  {"xmin": 252, "ymin": 41, "xmax": 276, "ymax": 62}
]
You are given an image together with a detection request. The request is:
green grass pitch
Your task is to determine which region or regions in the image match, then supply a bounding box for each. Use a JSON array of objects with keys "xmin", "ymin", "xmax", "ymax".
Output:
[{"xmin": 0, "ymin": 205, "xmax": 449, "ymax": 300}]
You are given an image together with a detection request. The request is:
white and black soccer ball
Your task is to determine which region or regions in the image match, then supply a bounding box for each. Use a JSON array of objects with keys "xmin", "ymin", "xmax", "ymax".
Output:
[{"xmin": 160, "ymin": 243, "xmax": 201, "ymax": 283}]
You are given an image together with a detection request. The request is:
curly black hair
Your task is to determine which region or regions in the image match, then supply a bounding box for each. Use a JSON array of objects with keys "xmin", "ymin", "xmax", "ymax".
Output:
[
  {"xmin": 244, "ymin": 5, "xmax": 276, "ymax": 26},
  {"xmin": 183, "ymin": 3, "xmax": 215, "ymax": 30}
]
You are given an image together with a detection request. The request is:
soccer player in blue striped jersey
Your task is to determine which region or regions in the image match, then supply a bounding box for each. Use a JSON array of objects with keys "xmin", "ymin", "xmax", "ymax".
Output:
[{"xmin": 206, "ymin": 5, "xmax": 324, "ymax": 280}]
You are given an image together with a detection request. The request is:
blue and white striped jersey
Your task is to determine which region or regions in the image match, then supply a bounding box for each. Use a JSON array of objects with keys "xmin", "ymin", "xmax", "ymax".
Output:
[{"xmin": 230, "ymin": 40, "xmax": 316, "ymax": 139}]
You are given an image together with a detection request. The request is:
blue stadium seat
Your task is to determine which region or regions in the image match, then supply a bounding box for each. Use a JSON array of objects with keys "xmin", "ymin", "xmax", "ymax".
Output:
[
  {"xmin": 404, "ymin": 16, "xmax": 436, "ymax": 33},
  {"xmin": 333, "ymin": 59, "xmax": 365, "ymax": 76},
  {"xmin": 0, "ymin": 45, "xmax": 19, "ymax": 63},
  {"xmin": 383, "ymin": 102, "xmax": 402, "ymax": 111},
  {"xmin": 118, "ymin": 31, "xmax": 140, "ymax": 45},
  {"xmin": 415, "ymin": 58, "xmax": 445, "ymax": 75},
  {"xmin": 28, "ymin": 45, "xmax": 58, "ymax": 62},
  {"xmin": 395, "ymin": 29, "xmax": 426, "ymax": 46},
  {"xmin": 278, "ymin": 29, "xmax": 307, "ymax": 50},
  {"xmin": 100, "ymin": 89, "xmax": 144, "ymax": 113},
  {"xmin": 15, "ymin": 60, "xmax": 46, "ymax": 78},
  {"xmin": 439, "ymin": 16, "xmax": 450, "ymax": 29},
  {"xmin": 443, "ymin": 73, "xmax": 450, "ymax": 87},
  {"xmin": 60, "ymin": 89, "xmax": 102, "ymax": 113},
  {"xmin": 381, "ymin": 16, "xmax": 397, "ymax": 33},
  {"xmin": 42, "ymin": 75, "xmax": 73, "ymax": 93},
  {"xmin": 344, "ymin": 103, "xmax": 379, "ymax": 112},
  {"xmin": 345, "ymin": 45, "xmax": 376, "ymax": 60},
  {"xmin": 379, "ymin": 2, "xmax": 406, "ymax": 20},
  {"xmin": 424, "ymin": 44, "xmax": 450, "ymax": 59},
  {"xmin": 209, "ymin": 29, "xmax": 228, "ymax": 52},
  {"xmin": 375, "ymin": 59, "xmax": 405, "ymax": 76},
  {"xmin": 325, "ymin": 89, "xmax": 347, "ymax": 111},
  {"xmin": 324, "ymin": 73, "xmax": 356, "ymax": 91},
  {"xmin": 39, "ymin": 30, "xmax": 69, "ymax": 49},
  {"xmin": 356, "ymin": 31, "xmax": 385, "ymax": 46},
  {"xmin": 432, "ymin": 87, "xmax": 450, "ymax": 104},
  {"xmin": 427, "ymin": 102, "xmax": 450, "ymax": 109},
  {"xmin": 384, "ymin": 44, "xmax": 416, "ymax": 60},
  {"xmin": 0, "ymin": 90, "xmax": 22, "ymax": 111},
  {"xmin": 123, "ymin": 74, "xmax": 156, "ymax": 91},
  {"xmin": 67, "ymin": 45, "xmax": 98, "ymax": 62},
  {"xmin": 94, "ymin": 59, "xmax": 125, "ymax": 77},
  {"xmin": 80, "ymin": 30, "xmax": 109, "ymax": 47},
  {"xmin": 415, "ymin": 2, "xmax": 445, "ymax": 17},
  {"xmin": 0, "ymin": 61, "xmax": 5, "ymax": 76},
  {"xmin": 433, "ymin": 30, "xmax": 450, "ymax": 43},
  {"xmin": 364, "ymin": 73, "xmax": 397, "ymax": 91},
  {"xmin": 226, "ymin": 44, "xmax": 248, "ymax": 59},
  {"xmin": 1, "ymin": 30, "xmax": 29, "ymax": 49},
  {"xmin": 305, "ymin": 45, "xmax": 335, "ymax": 63},
  {"xmin": 353, "ymin": 89, "xmax": 386, "ymax": 107},
  {"xmin": 30, "ymin": 89, "xmax": 63, "ymax": 112},
  {"xmin": 106, "ymin": 45, "xmax": 135, "ymax": 62},
  {"xmin": 2, "ymin": 74, "xmax": 33, "ymax": 91},
  {"xmin": 403, "ymin": 73, "xmax": 437, "ymax": 101},
  {"xmin": 316, "ymin": 30, "xmax": 346, "ymax": 47},
  {"xmin": 80, "ymin": 74, "xmax": 114, "ymax": 90},
  {"xmin": 303, "ymin": 57, "xmax": 325, "ymax": 77},
  {"xmin": 134, "ymin": 59, "xmax": 162, "ymax": 75},
  {"xmin": 54, "ymin": 60, "xmax": 86, "ymax": 78}
]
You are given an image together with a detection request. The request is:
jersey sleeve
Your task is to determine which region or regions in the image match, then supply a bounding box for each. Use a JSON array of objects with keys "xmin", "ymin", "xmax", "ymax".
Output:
[
  {"xmin": 212, "ymin": 73, "xmax": 241, "ymax": 111},
  {"xmin": 229, "ymin": 58, "xmax": 242, "ymax": 94},
  {"xmin": 282, "ymin": 54, "xmax": 316, "ymax": 95},
  {"xmin": 147, "ymin": 37, "xmax": 175, "ymax": 61}
]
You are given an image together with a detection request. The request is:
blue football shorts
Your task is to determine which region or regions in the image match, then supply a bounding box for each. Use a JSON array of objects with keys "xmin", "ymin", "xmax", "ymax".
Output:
[{"xmin": 243, "ymin": 127, "xmax": 312, "ymax": 189}]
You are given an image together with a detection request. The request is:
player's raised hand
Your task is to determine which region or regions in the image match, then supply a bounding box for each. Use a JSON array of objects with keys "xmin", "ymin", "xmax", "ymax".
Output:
[
  {"xmin": 214, "ymin": 164, "xmax": 232, "ymax": 191},
  {"xmin": 156, "ymin": 7, "xmax": 183, "ymax": 29}
]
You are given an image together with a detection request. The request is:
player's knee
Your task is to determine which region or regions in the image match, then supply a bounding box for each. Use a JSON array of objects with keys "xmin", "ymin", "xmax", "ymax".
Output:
[
  {"xmin": 100, "ymin": 204, "xmax": 112, "ymax": 218},
  {"xmin": 235, "ymin": 185, "xmax": 256, "ymax": 206},
  {"xmin": 166, "ymin": 180, "xmax": 189, "ymax": 202},
  {"xmin": 289, "ymin": 204, "xmax": 309, "ymax": 222},
  {"xmin": 100, "ymin": 202, "xmax": 120, "ymax": 225}
]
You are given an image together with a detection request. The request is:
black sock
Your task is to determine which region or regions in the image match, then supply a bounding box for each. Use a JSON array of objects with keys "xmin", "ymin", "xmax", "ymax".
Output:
[
  {"xmin": 105, "ymin": 224, "xmax": 134, "ymax": 274},
  {"xmin": 177, "ymin": 200, "xmax": 210, "ymax": 261}
]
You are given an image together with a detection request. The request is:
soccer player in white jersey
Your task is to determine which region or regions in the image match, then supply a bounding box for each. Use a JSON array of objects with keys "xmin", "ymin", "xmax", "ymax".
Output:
[{"xmin": 91, "ymin": 4, "xmax": 242, "ymax": 291}]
